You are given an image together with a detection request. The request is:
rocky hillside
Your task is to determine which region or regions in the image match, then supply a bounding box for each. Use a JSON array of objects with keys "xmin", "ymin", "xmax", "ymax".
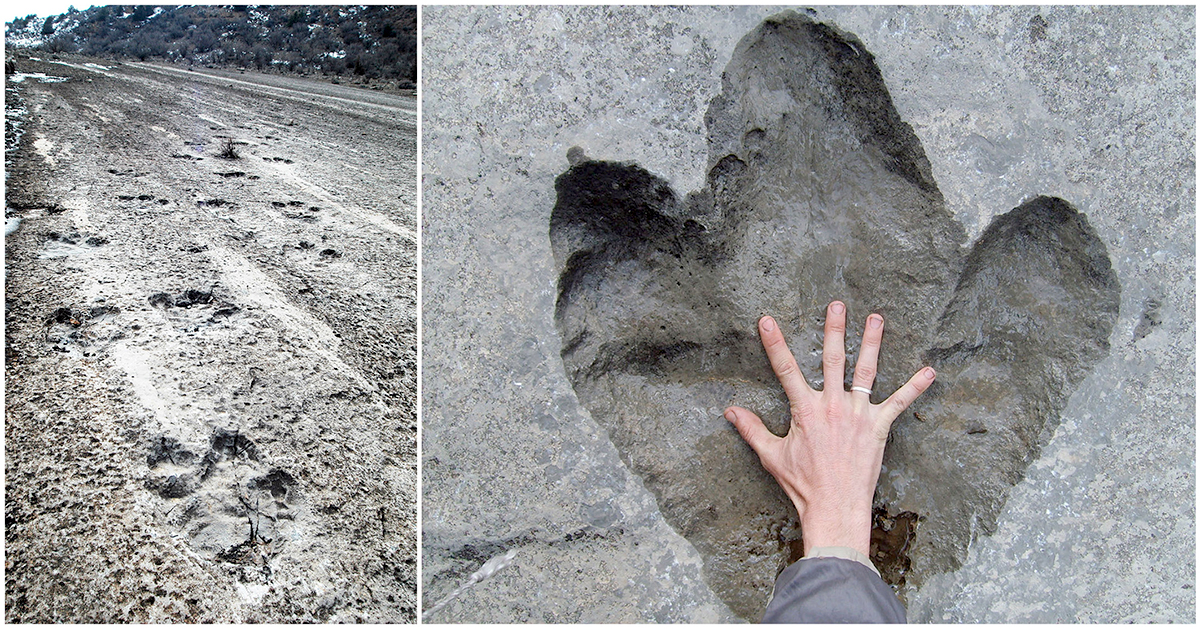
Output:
[{"xmin": 6, "ymin": 5, "xmax": 416, "ymax": 86}]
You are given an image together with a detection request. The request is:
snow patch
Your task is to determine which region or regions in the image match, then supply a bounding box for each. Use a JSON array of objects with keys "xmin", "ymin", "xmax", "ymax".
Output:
[
  {"xmin": 110, "ymin": 343, "xmax": 171, "ymax": 427},
  {"xmin": 197, "ymin": 113, "xmax": 225, "ymax": 128},
  {"xmin": 33, "ymin": 135, "xmax": 56, "ymax": 166},
  {"xmin": 203, "ymin": 243, "xmax": 376, "ymax": 392},
  {"xmin": 68, "ymin": 205, "xmax": 91, "ymax": 230},
  {"xmin": 8, "ymin": 73, "xmax": 69, "ymax": 83},
  {"xmin": 236, "ymin": 582, "xmax": 270, "ymax": 605},
  {"xmin": 43, "ymin": 59, "xmax": 113, "ymax": 77},
  {"xmin": 270, "ymin": 163, "xmax": 414, "ymax": 239},
  {"xmin": 38, "ymin": 239, "xmax": 93, "ymax": 259}
]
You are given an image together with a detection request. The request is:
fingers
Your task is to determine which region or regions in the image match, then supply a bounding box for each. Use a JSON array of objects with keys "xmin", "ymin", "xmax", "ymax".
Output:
[
  {"xmin": 822, "ymin": 301, "xmax": 847, "ymax": 395},
  {"xmin": 759, "ymin": 316, "xmax": 814, "ymax": 402},
  {"xmin": 852, "ymin": 314, "xmax": 884, "ymax": 395},
  {"xmin": 724, "ymin": 406, "xmax": 780, "ymax": 460},
  {"xmin": 881, "ymin": 366, "xmax": 937, "ymax": 423}
]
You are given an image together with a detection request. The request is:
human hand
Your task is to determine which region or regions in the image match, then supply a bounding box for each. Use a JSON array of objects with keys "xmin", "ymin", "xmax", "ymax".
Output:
[{"xmin": 724, "ymin": 301, "xmax": 936, "ymax": 558}]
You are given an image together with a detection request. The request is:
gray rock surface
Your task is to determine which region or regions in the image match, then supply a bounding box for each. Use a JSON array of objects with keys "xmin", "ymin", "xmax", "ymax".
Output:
[{"xmin": 421, "ymin": 6, "xmax": 1194, "ymax": 622}]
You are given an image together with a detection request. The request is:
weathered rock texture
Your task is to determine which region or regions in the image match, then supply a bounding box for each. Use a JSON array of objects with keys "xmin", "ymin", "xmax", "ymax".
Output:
[
  {"xmin": 549, "ymin": 12, "xmax": 1120, "ymax": 619},
  {"xmin": 422, "ymin": 5, "xmax": 1194, "ymax": 623}
]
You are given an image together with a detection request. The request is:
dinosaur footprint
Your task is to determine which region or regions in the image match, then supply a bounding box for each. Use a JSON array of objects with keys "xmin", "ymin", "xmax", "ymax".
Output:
[{"xmin": 549, "ymin": 11, "xmax": 1119, "ymax": 620}]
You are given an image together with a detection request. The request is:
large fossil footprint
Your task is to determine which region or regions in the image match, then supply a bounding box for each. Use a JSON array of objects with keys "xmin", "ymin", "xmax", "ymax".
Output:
[{"xmin": 549, "ymin": 11, "xmax": 1119, "ymax": 621}]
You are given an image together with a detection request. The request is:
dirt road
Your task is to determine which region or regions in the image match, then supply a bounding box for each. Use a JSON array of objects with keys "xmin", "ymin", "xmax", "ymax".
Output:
[{"xmin": 5, "ymin": 56, "xmax": 417, "ymax": 622}]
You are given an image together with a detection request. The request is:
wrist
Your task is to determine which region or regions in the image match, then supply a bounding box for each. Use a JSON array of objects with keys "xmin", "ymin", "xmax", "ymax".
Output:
[
  {"xmin": 799, "ymin": 506, "xmax": 872, "ymax": 557},
  {"xmin": 801, "ymin": 545, "xmax": 882, "ymax": 578}
]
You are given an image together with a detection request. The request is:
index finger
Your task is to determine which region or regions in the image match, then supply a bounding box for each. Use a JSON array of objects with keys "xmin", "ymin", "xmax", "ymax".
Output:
[
  {"xmin": 758, "ymin": 316, "xmax": 815, "ymax": 403},
  {"xmin": 880, "ymin": 367, "xmax": 937, "ymax": 425}
]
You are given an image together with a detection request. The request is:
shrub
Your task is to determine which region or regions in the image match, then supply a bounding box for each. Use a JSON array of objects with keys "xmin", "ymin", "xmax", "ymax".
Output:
[{"xmin": 218, "ymin": 138, "xmax": 240, "ymax": 159}]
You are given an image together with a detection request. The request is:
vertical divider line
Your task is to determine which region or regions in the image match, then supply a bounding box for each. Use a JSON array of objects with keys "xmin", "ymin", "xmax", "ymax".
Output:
[{"xmin": 414, "ymin": 2, "xmax": 424, "ymax": 622}]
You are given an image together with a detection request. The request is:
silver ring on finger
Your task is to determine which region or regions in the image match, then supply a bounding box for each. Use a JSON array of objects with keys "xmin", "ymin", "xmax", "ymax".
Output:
[{"xmin": 851, "ymin": 386, "xmax": 872, "ymax": 395}]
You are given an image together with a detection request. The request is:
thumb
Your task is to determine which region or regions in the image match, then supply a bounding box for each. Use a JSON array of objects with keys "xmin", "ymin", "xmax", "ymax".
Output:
[{"xmin": 724, "ymin": 406, "xmax": 780, "ymax": 459}]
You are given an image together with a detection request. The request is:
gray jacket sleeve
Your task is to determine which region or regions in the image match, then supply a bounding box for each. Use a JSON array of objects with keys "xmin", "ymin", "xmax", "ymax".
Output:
[{"xmin": 762, "ymin": 556, "xmax": 906, "ymax": 623}]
